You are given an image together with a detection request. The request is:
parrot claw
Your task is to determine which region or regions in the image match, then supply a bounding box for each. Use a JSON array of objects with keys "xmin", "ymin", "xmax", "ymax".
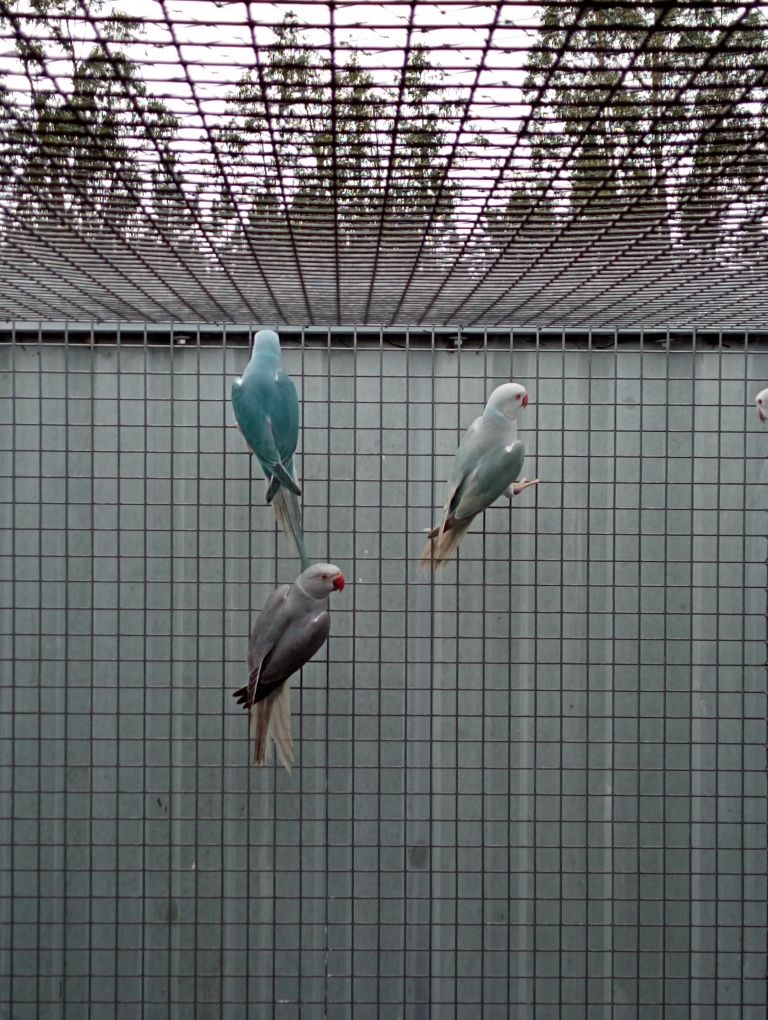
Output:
[{"xmin": 509, "ymin": 477, "xmax": 539, "ymax": 497}]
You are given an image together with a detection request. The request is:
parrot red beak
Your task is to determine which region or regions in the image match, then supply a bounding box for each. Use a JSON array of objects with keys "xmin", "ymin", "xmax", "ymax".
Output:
[
  {"xmin": 332, "ymin": 573, "xmax": 346, "ymax": 591},
  {"xmin": 759, "ymin": 406, "xmax": 766, "ymax": 423},
  {"xmin": 522, "ymin": 393, "xmax": 529, "ymax": 408}
]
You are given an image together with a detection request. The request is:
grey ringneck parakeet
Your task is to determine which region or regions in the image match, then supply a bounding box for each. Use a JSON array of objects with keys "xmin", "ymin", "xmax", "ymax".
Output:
[
  {"xmin": 233, "ymin": 563, "xmax": 346, "ymax": 771},
  {"xmin": 421, "ymin": 382, "xmax": 539, "ymax": 571},
  {"xmin": 231, "ymin": 329, "xmax": 308, "ymax": 568},
  {"xmin": 756, "ymin": 388, "xmax": 768, "ymax": 422}
]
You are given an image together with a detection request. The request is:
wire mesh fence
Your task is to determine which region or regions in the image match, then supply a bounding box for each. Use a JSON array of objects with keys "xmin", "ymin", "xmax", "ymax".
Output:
[
  {"xmin": 2, "ymin": 2, "xmax": 768, "ymax": 325},
  {"xmin": 0, "ymin": 325, "xmax": 766, "ymax": 1018}
]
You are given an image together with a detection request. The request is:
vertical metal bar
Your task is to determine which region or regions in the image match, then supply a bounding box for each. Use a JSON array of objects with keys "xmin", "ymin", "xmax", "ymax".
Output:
[
  {"xmin": 738, "ymin": 329, "xmax": 748, "ymax": 1018},
  {"xmin": 454, "ymin": 327, "xmax": 462, "ymax": 1020},
  {"xmin": 714, "ymin": 328, "xmax": 723, "ymax": 1018},
  {"xmin": 348, "ymin": 323, "xmax": 358, "ymax": 1019},
  {"xmin": 610, "ymin": 326, "xmax": 619, "ymax": 1015},
  {"xmin": 533, "ymin": 326, "xmax": 543, "ymax": 1017},
  {"xmin": 479, "ymin": 324, "xmax": 488, "ymax": 1018},
  {"xmin": 140, "ymin": 320, "xmax": 149, "ymax": 1015},
  {"xmin": 377, "ymin": 323, "xmax": 384, "ymax": 1020},
  {"xmin": 167, "ymin": 322, "xmax": 176, "ymax": 1015},
  {"xmin": 86, "ymin": 321, "xmax": 93, "ymax": 1015},
  {"xmin": 62, "ymin": 321, "xmax": 70, "ymax": 1016},
  {"xmin": 297, "ymin": 329, "xmax": 305, "ymax": 1016},
  {"xmin": 533, "ymin": 326, "xmax": 542, "ymax": 1015},
  {"xmin": 9, "ymin": 322, "xmax": 17, "ymax": 1019},
  {"xmin": 636, "ymin": 327, "xmax": 645, "ymax": 1017},
  {"xmin": 270, "ymin": 325, "xmax": 278, "ymax": 1016},
  {"xmin": 584, "ymin": 325, "xmax": 593, "ymax": 1016},
  {"xmin": 428, "ymin": 323, "xmax": 438, "ymax": 1020},
  {"xmin": 558, "ymin": 328, "xmax": 566, "ymax": 1016},
  {"xmin": 401, "ymin": 333, "xmax": 408, "ymax": 1018},
  {"xmin": 35, "ymin": 322, "xmax": 43, "ymax": 1018},
  {"xmin": 193, "ymin": 323, "xmax": 201, "ymax": 1018},
  {"xmin": 218, "ymin": 324, "xmax": 227, "ymax": 1020},
  {"xmin": 408, "ymin": 321, "xmax": 422, "ymax": 1020},
  {"xmin": 661, "ymin": 327, "xmax": 671, "ymax": 1016},
  {"xmin": 687, "ymin": 326, "xmax": 697, "ymax": 1020},
  {"xmin": 245, "ymin": 325, "xmax": 253, "ymax": 1016},
  {"xmin": 324, "ymin": 323, "xmax": 332, "ymax": 1016}
]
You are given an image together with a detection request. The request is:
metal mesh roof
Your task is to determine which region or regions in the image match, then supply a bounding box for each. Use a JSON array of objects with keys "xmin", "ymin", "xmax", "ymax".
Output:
[{"xmin": 1, "ymin": 0, "xmax": 768, "ymax": 327}]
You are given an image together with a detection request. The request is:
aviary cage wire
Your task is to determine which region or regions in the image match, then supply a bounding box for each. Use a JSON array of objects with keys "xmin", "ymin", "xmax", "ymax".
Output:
[
  {"xmin": 1, "ymin": 0, "xmax": 768, "ymax": 325},
  {"xmin": 1, "ymin": 2, "xmax": 767, "ymax": 1018}
]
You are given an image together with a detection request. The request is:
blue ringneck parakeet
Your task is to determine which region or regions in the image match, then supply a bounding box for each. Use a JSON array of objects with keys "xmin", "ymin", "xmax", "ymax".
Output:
[
  {"xmin": 233, "ymin": 563, "xmax": 346, "ymax": 771},
  {"xmin": 756, "ymin": 387, "xmax": 768, "ymax": 422},
  {"xmin": 232, "ymin": 329, "xmax": 308, "ymax": 568},
  {"xmin": 421, "ymin": 382, "xmax": 539, "ymax": 571}
]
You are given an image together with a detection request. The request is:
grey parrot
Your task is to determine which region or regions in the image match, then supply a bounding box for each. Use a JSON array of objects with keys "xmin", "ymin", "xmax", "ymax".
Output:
[
  {"xmin": 421, "ymin": 381, "xmax": 538, "ymax": 570},
  {"xmin": 233, "ymin": 563, "xmax": 346, "ymax": 771}
]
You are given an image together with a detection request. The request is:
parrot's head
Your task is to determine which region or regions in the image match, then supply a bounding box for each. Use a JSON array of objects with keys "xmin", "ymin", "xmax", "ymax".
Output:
[
  {"xmin": 299, "ymin": 563, "xmax": 346, "ymax": 599},
  {"xmin": 756, "ymin": 388, "xmax": 768, "ymax": 423},
  {"xmin": 486, "ymin": 382, "xmax": 529, "ymax": 421},
  {"xmin": 252, "ymin": 329, "xmax": 282, "ymax": 362}
]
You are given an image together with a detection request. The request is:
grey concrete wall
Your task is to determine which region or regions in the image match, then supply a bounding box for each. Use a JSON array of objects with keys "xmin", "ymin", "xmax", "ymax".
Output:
[{"xmin": 0, "ymin": 337, "xmax": 766, "ymax": 1018}]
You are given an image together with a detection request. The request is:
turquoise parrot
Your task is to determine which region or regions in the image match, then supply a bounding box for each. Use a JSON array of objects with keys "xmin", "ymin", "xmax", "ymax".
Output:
[
  {"xmin": 421, "ymin": 381, "xmax": 538, "ymax": 570},
  {"xmin": 231, "ymin": 329, "xmax": 308, "ymax": 568},
  {"xmin": 233, "ymin": 563, "xmax": 346, "ymax": 771}
]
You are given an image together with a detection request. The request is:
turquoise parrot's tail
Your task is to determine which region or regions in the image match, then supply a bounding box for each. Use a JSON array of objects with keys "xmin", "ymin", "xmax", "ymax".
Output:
[
  {"xmin": 272, "ymin": 486, "xmax": 309, "ymax": 569},
  {"xmin": 420, "ymin": 517, "xmax": 473, "ymax": 571}
]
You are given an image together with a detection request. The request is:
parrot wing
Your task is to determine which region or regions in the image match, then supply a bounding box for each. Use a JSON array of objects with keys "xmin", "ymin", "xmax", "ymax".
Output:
[
  {"xmin": 452, "ymin": 439, "xmax": 526, "ymax": 522},
  {"xmin": 264, "ymin": 369, "xmax": 300, "ymax": 465},
  {"xmin": 231, "ymin": 378, "xmax": 301, "ymax": 495},
  {"xmin": 233, "ymin": 586, "xmax": 330, "ymax": 710},
  {"xmin": 245, "ymin": 583, "xmax": 292, "ymax": 680},
  {"xmin": 436, "ymin": 416, "xmax": 483, "ymax": 532},
  {"xmin": 252, "ymin": 609, "xmax": 331, "ymax": 702}
]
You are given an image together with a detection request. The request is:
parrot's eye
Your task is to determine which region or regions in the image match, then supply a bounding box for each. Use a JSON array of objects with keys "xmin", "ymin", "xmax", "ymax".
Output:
[
  {"xmin": 760, "ymin": 399, "xmax": 763, "ymax": 405},
  {"xmin": 515, "ymin": 393, "xmax": 521, "ymax": 400}
]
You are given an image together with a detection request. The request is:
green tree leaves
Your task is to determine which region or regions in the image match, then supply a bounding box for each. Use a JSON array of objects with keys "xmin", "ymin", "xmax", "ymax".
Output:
[
  {"xmin": 213, "ymin": 14, "xmax": 459, "ymax": 243},
  {"xmin": 0, "ymin": 0, "xmax": 186, "ymax": 239},
  {"xmin": 516, "ymin": 1, "xmax": 768, "ymax": 241},
  {"xmin": 1, "ymin": 1, "xmax": 765, "ymax": 308}
]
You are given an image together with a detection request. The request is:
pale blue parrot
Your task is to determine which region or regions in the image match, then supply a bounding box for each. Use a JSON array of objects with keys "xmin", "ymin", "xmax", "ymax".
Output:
[
  {"xmin": 231, "ymin": 329, "xmax": 308, "ymax": 568},
  {"xmin": 421, "ymin": 382, "xmax": 538, "ymax": 570}
]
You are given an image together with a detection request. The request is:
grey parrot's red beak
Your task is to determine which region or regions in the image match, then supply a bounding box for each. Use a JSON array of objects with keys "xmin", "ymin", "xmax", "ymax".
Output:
[
  {"xmin": 522, "ymin": 393, "xmax": 529, "ymax": 408},
  {"xmin": 759, "ymin": 407, "xmax": 766, "ymax": 423},
  {"xmin": 333, "ymin": 574, "xmax": 346, "ymax": 591}
]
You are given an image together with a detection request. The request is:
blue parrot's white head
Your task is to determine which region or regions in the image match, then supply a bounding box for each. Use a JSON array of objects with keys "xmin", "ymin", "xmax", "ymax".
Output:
[
  {"xmin": 756, "ymin": 387, "xmax": 768, "ymax": 423},
  {"xmin": 252, "ymin": 329, "xmax": 282, "ymax": 362},
  {"xmin": 486, "ymin": 382, "xmax": 529, "ymax": 421}
]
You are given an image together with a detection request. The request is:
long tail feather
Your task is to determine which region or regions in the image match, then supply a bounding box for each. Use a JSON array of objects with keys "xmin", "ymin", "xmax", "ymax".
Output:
[
  {"xmin": 251, "ymin": 681, "xmax": 293, "ymax": 773},
  {"xmin": 420, "ymin": 518, "xmax": 473, "ymax": 571},
  {"xmin": 252, "ymin": 695, "xmax": 274, "ymax": 765},
  {"xmin": 272, "ymin": 487, "xmax": 309, "ymax": 569},
  {"xmin": 270, "ymin": 680, "xmax": 294, "ymax": 774}
]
